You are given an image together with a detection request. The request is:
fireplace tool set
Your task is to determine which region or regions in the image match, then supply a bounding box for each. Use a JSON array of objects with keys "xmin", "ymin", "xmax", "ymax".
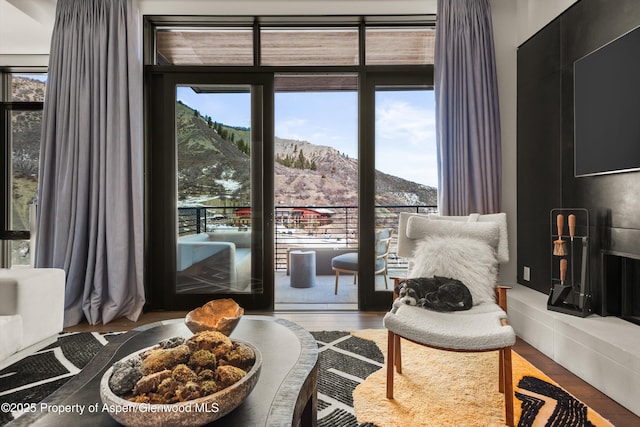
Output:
[{"xmin": 548, "ymin": 208, "xmax": 591, "ymax": 317}]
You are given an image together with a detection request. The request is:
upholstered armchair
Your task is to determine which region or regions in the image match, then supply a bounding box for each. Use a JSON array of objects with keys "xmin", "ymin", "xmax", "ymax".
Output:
[
  {"xmin": 0, "ymin": 268, "xmax": 65, "ymax": 364},
  {"xmin": 383, "ymin": 213, "xmax": 515, "ymax": 426}
]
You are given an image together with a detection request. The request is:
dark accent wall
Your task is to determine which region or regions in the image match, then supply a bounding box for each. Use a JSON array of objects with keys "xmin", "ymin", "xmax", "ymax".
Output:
[{"xmin": 517, "ymin": 0, "xmax": 640, "ymax": 316}]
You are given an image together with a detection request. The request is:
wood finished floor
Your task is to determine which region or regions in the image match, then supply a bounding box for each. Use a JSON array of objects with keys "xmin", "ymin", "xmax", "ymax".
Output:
[{"xmin": 65, "ymin": 310, "xmax": 639, "ymax": 426}]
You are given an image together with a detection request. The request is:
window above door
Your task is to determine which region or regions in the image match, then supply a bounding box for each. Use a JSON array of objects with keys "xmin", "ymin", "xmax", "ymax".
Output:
[{"xmin": 150, "ymin": 16, "xmax": 435, "ymax": 67}]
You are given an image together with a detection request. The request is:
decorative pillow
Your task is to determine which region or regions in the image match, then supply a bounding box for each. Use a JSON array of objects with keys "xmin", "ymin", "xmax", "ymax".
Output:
[
  {"xmin": 408, "ymin": 236, "xmax": 498, "ymax": 305},
  {"xmin": 406, "ymin": 216, "xmax": 500, "ymax": 250},
  {"xmin": 427, "ymin": 212, "xmax": 509, "ymax": 263}
]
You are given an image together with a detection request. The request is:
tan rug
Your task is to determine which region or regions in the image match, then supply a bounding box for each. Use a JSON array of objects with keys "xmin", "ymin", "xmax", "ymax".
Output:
[{"xmin": 351, "ymin": 329, "xmax": 614, "ymax": 427}]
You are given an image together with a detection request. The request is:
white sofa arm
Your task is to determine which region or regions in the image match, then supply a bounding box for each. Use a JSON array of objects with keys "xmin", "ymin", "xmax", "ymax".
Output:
[
  {"xmin": 0, "ymin": 268, "xmax": 65, "ymax": 350},
  {"xmin": 0, "ymin": 315, "xmax": 23, "ymax": 362}
]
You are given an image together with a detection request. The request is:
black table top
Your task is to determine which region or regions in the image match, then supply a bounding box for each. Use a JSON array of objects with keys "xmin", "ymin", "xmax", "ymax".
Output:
[{"xmin": 9, "ymin": 315, "xmax": 318, "ymax": 427}]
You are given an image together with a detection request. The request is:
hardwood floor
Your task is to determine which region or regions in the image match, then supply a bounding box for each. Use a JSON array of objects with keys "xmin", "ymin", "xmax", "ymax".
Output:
[{"xmin": 65, "ymin": 310, "xmax": 639, "ymax": 426}]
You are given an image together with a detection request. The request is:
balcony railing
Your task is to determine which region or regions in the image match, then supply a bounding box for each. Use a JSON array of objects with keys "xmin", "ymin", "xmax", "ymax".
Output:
[{"xmin": 177, "ymin": 205, "xmax": 437, "ymax": 272}]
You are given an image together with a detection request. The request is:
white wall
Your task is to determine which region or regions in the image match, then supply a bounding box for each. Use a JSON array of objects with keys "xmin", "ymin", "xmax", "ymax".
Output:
[
  {"xmin": 490, "ymin": 0, "xmax": 518, "ymax": 283},
  {"xmin": 516, "ymin": 0, "xmax": 578, "ymax": 44},
  {"xmin": 0, "ymin": 0, "xmax": 54, "ymax": 63}
]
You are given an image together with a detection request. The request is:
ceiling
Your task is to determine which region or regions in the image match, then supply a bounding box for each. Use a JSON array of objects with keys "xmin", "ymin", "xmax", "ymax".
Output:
[
  {"xmin": 0, "ymin": 0, "xmax": 436, "ymax": 65},
  {"xmin": 0, "ymin": 0, "xmax": 56, "ymax": 56}
]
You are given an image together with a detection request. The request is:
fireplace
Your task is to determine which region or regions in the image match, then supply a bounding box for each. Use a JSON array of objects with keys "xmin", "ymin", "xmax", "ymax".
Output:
[{"xmin": 602, "ymin": 251, "xmax": 640, "ymax": 326}]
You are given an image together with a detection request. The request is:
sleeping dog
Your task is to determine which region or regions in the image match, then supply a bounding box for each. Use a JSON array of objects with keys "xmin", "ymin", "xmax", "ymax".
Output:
[{"xmin": 396, "ymin": 276, "xmax": 473, "ymax": 311}]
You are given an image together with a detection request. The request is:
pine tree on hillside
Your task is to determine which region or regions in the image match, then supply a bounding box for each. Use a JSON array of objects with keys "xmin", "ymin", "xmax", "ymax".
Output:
[
  {"xmin": 236, "ymin": 139, "xmax": 249, "ymax": 155},
  {"xmin": 295, "ymin": 150, "xmax": 306, "ymax": 169}
]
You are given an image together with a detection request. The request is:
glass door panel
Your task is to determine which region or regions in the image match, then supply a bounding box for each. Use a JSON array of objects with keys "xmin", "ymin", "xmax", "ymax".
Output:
[
  {"xmin": 373, "ymin": 86, "xmax": 437, "ymax": 288},
  {"xmin": 10, "ymin": 111, "xmax": 42, "ymax": 266},
  {"xmin": 175, "ymin": 85, "xmax": 255, "ymax": 295},
  {"xmin": 146, "ymin": 72, "xmax": 272, "ymax": 310},
  {"xmin": 9, "ymin": 107, "xmax": 41, "ymax": 266}
]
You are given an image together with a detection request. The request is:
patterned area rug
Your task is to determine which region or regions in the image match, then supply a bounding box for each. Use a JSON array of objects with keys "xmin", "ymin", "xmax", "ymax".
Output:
[
  {"xmin": 0, "ymin": 329, "xmax": 615, "ymax": 427},
  {"xmin": 311, "ymin": 331, "xmax": 382, "ymax": 427},
  {"xmin": 351, "ymin": 329, "xmax": 614, "ymax": 427},
  {"xmin": 0, "ymin": 332, "xmax": 122, "ymax": 426}
]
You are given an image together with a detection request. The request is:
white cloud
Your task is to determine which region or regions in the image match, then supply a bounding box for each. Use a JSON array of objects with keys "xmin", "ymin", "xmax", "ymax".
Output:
[
  {"xmin": 376, "ymin": 100, "xmax": 436, "ymax": 145},
  {"xmin": 276, "ymin": 117, "xmax": 307, "ymax": 138},
  {"xmin": 375, "ymin": 99, "xmax": 438, "ymax": 187}
]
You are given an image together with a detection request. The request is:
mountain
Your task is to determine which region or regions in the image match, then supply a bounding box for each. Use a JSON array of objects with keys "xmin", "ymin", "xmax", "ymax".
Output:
[
  {"xmin": 273, "ymin": 138, "xmax": 437, "ymax": 206},
  {"xmin": 9, "ymin": 77, "xmax": 43, "ymax": 179},
  {"xmin": 177, "ymin": 103, "xmax": 437, "ymax": 207},
  {"xmin": 176, "ymin": 101, "xmax": 252, "ymax": 205},
  {"xmin": 273, "ymin": 138, "xmax": 358, "ymax": 206},
  {"xmin": 11, "ymin": 76, "xmax": 45, "ymax": 102}
]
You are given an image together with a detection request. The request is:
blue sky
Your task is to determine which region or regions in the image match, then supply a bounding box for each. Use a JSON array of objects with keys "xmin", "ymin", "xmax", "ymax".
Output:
[
  {"xmin": 176, "ymin": 86, "xmax": 438, "ymax": 188},
  {"xmin": 18, "ymin": 73, "xmax": 47, "ymax": 82}
]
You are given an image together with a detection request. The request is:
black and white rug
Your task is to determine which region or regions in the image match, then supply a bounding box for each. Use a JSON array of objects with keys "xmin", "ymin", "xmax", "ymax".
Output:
[
  {"xmin": 1, "ymin": 331, "xmax": 382, "ymax": 427},
  {"xmin": 311, "ymin": 331, "xmax": 382, "ymax": 427},
  {"xmin": 0, "ymin": 332, "xmax": 122, "ymax": 426}
]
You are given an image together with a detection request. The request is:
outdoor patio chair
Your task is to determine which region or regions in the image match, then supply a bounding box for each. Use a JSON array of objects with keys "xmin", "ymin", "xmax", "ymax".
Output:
[
  {"xmin": 383, "ymin": 212, "xmax": 515, "ymax": 426},
  {"xmin": 330, "ymin": 228, "xmax": 392, "ymax": 295}
]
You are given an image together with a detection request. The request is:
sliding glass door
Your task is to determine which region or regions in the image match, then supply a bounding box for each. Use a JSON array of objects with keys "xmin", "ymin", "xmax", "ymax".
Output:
[{"xmin": 147, "ymin": 72, "xmax": 274, "ymax": 310}]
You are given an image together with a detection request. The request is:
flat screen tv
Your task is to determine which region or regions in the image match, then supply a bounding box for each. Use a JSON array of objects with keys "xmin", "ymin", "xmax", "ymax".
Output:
[{"xmin": 574, "ymin": 25, "xmax": 640, "ymax": 177}]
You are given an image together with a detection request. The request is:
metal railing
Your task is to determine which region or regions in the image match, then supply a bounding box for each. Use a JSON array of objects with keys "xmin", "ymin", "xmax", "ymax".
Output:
[{"xmin": 177, "ymin": 204, "xmax": 438, "ymax": 272}]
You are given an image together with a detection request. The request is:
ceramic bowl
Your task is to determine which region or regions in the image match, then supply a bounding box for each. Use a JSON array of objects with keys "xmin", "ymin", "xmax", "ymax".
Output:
[
  {"xmin": 99, "ymin": 339, "xmax": 261, "ymax": 427},
  {"xmin": 184, "ymin": 298, "xmax": 244, "ymax": 336}
]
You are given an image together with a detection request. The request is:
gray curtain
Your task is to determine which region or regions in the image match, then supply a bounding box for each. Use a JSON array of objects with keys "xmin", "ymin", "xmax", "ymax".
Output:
[
  {"xmin": 435, "ymin": 0, "xmax": 502, "ymax": 215},
  {"xmin": 36, "ymin": 0, "xmax": 144, "ymax": 327}
]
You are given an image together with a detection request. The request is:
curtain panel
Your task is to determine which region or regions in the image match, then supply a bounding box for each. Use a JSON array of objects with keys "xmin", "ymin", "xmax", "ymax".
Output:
[
  {"xmin": 435, "ymin": 0, "xmax": 502, "ymax": 215},
  {"xmin": 36, "ymin": 0, "xmax": 144, "ymax": 327}
]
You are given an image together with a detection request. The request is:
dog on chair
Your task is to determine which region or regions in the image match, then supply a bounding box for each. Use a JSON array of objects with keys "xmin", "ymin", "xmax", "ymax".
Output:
[{"xmin": 395, "ymin": 276, "xmax": 473, "ymax": 312}]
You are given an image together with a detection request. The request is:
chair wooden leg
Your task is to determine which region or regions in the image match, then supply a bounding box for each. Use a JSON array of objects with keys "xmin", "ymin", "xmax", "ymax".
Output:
[
  {"xmin": 334, "ymin": 272, "xmax": 339, "ymax": 295},
  {"xmin": 499, "ymin": 348, "xmax": 505, "ymax": 393},
  {"xmin": 394, "ymin": 334, "xmax": 402, "ymax": 374},
  {"xmin": 383, "ymin": 270, "xmax": 388, "ymax": 289},
  {"xmin": 386, "ymin": 330, "xmax": 395, "ymax": 399},
  {"xmin": 502, "ymin": 347, "xmax": 514, "ymax": 427},
  {"xmin": 353, "ymin": 272, "xmax": 357, "ymax": 285}
]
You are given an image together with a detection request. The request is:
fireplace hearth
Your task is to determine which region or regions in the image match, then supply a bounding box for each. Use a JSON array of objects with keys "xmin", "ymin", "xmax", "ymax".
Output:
[{"xmin": 602, "ymin": 251, "xmax": 640, "ymax": 326}]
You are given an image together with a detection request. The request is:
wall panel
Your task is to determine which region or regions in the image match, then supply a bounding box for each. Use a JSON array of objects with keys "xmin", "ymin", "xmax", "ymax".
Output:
[{"xmin": 517, "ymin": 0, "xmax": 640, "ymax": 314}]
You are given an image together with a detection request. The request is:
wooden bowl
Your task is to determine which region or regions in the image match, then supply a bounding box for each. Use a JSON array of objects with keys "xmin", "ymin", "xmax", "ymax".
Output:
[
  {"xmin": 100, "ymin": 339, "xmax": 261, "ymax": 427},
  {"xmin": 184, "ymin": 299, "xmax": 244, "ymax": 336}
]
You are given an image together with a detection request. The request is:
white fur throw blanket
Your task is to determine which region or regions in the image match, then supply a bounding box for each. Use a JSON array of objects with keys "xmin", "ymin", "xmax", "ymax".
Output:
[{"xmin": 408, "ymin": 236, "xmax": 498, "ymax": 305}]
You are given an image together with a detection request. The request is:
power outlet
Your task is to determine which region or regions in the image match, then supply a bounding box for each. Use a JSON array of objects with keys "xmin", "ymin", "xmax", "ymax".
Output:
[{"xmin": 523, "ymin": 266, "xmax": 531, "ymax": 281}]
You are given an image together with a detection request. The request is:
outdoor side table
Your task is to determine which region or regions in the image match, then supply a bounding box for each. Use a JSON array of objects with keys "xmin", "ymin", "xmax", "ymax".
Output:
[{"xmin": 290, "ymin": 250, "xmax": 317, "ymax": 288}]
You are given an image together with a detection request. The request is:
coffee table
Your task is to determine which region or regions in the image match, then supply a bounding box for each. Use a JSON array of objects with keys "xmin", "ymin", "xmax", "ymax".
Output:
[{"xmin": 10, "ymin": 315, "xmax": 318, "ymax": 427}]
